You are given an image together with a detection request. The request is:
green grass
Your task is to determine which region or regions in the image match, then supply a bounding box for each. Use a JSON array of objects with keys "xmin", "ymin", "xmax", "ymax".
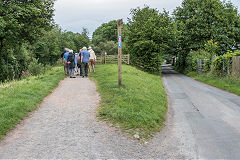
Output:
[
  {"xmin": 0, "ymin": 66, "xmax": 65, "ymax": 140},
  {"xmin": 89, "ymin": 64, "xmax": 168, "ymax": 140},
  {"xmin": 188, "ymin": 72, "xmax": 240, "ymax": 96}
]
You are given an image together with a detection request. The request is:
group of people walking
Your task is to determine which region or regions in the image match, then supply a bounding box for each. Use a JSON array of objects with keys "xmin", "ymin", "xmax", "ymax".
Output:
[{"xmin": 61, "ymin": 46, "xmax": 96, "ymax": 78}]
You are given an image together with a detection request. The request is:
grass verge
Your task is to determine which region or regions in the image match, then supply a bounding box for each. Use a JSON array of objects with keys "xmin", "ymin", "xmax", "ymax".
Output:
[
  {"xmin": 188, "ymin": 72, "xmax": 240, "ymax": 96},
  {"xmin": 89, "ymin": 64, "xmax": 168, "ymax": 140},
  {"xmin": 0, "ymin": 66, "xmax": 65, "ymax": 140}
]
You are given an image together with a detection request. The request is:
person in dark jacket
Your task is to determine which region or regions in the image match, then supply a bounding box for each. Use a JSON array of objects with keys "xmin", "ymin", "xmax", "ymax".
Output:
[
  {"xmin": 67, "ymin": 50, "xmax": 75, "ymax": 78},
  {"xmin": 78, "ymin": 49, "xmax": 83, "ymax": 76}
]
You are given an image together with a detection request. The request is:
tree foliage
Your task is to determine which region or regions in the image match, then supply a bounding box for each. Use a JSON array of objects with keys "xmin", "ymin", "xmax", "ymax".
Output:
[
  {"xmin": 93, "ymin": 41, "xmax": 118, "ymax": 55},
  {"xmin": 91, "ymin": 20, "xmax": 120, "ymax": 55},
  {"xmin": 92, "ymin": 20, "xmax": 118, "ymax": 46},
  {"xmin": 0, "ymin": 0, "xmax": 55, "ymax": 81},
  {"xmin": 125, "ymin": 6, "xmax": 178, "ymax": 72},
  {"xmin": 30, "ymin": 26, "xmax": 90, "ymax": 65},
  {"xmin": 0, "ymin": 1, "xmax": 90, "ymax": 82},
  {"xmin": 0, "ymin": 0, "xmax": 55, "ymax": 50},
  {"xmin": 174, "ymin": 0, "xmax": 240, "ymax": 70}
]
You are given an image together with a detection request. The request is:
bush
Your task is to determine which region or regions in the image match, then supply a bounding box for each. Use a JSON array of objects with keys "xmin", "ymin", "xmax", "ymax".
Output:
[
  {"xmin": 56, "ymin": 58, "xmax": 63, "ymax": 66},
  {"xmin": 185, "ymin": 49, "xmax": 210, "ymax": 72},
  {"xmin": 131, "ymin": 40, "xmax": 162, "ymax": 72},
  {"xmin": 211, "ymin": 50, "xmax": 240, "ymax": 76},
  {"xmin": 184, "ymin": 40, "xmax": 219, "ymax": 73},
  {"xmin": 28, "ymin": 58, "xmax": 45, "ymax": 76}
]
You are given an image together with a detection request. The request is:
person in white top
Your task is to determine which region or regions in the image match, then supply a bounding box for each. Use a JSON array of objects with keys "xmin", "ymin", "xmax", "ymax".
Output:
[{"xmin": 88, "ymin": 46, "xmax": 96, "ymax": 72}]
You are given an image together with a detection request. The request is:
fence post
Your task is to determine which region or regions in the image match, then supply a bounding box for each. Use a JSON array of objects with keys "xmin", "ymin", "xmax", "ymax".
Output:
[
  {"xmin": 127, "ymin": 54, "xmax": 130, "ymax": 64},
  {"xmin": 223, "ymin": 58, "xmax": 226, "ymax": 76}
]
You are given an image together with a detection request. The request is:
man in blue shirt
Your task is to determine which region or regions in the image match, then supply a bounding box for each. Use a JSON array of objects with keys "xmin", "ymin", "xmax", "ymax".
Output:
[{"xmin": 80, "ymin": 47, "xmax": 90, "ymax": 78}]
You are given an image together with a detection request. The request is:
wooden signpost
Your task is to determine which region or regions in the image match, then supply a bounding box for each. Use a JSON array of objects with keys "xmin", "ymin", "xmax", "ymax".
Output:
[{"xmin": 117, "ymin": 19, "xmax": 123, "ymax": 86}]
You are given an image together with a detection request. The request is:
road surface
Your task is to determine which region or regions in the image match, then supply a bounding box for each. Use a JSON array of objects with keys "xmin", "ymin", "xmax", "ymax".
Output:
[{"xmin": 161, "ymin": 64, "xmax": 240, "ymax": 159}]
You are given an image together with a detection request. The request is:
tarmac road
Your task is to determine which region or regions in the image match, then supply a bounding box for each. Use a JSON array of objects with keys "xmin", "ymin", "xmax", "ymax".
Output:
[{"xmin": 162, "ymin": 64, "xmax": 240, "ymax": 159}]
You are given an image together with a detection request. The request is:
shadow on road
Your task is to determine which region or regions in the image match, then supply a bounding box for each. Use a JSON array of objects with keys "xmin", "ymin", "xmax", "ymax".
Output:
[{"xmin": 162, "ymin": 64, "xmax": 179, "ymax": 75}]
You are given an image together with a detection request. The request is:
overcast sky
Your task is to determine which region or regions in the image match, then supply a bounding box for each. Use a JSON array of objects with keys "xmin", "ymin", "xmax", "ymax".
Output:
[{"xmin": 53, "ymin": 0, "xmax": 240, "ymax": 37}]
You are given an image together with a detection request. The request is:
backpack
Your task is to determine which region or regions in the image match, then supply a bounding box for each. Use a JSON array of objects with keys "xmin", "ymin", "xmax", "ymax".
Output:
[{"xmin": 68, "ymin": 53, "xmax": 75, "ymax": 63}]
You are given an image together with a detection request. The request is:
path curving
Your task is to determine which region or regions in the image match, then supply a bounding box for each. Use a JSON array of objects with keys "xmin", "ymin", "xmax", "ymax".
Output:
[{"xmin": 0, "ymin": 76, "xmax": 191, "ymax": 159}]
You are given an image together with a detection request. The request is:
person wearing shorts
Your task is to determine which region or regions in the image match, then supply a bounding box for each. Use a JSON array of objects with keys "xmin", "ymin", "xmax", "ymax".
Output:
[
  {"xmin": 61, "ymin": 48, "xmax": 67, "ymax": 74},
  {"xmin": 88, "ymin": 46, "xmax": 96, "ymax": 72}
]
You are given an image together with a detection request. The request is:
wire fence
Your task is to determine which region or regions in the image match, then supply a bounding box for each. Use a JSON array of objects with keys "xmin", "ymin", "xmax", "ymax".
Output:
[{"xmin": 197, "ymin": 56, "xmax": 240, "ymax": 77}]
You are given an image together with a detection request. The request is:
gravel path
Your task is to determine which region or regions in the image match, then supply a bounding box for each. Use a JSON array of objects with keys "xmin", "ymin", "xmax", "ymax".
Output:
[{"xmin": 0, "ymin": 76, "xmax": 191, "ymax": 159}]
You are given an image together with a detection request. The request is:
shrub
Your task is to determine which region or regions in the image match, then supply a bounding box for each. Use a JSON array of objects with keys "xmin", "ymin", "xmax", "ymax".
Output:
[
  {"xmin": 56, "ymin": 58, "xmax": 63, "ymax": 66},
  {"xmin": 185, "ymin": 40, "xmax": 219, "ymax": 73},
  {"xmin": 28, "ymin": 58, "xmax": 45, "ymax": 76},
  {"xmin": 211, "ymin": 50, "xmax": 240, "ymax": 76}
]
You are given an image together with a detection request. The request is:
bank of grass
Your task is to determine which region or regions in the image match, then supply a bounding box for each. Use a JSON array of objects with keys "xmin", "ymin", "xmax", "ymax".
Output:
[
  {"xmin": 187, "ymin": 72, "xmax": 240, "ymax": 96},
  {"xmin": 0, "ymin": 66, "xmax": 65, "ymax": 140},
  {"xmin": 89, "ymin": 64, "xmax": 167, "ymax": 140}
]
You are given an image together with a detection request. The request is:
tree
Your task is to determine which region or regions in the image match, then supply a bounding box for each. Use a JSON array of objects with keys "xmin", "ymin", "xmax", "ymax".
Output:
[
  {"xmin": 125, "ymin": 6, "xmax": 177, "ymax": 72},
  {"xmin": 0, "ymin": 0, "xmax": 55, "ymax": 51},
  {"xmin": 32, "ymin": 27, "xmax": 90, "ymax": 65},
  {"xmin": 173, "ymin": 0, "xmax": 240, "ymax": 70},
  {"xmin": 0, "ymin": 0, "xmax": 55, "ymax": 81},
  {"xmin": 92, "ymin": 20, "xmax": 118, "ymax": 46},
  {"xmin": 98, "ymin": 41, "xmax": 118, "ymax": 55}
]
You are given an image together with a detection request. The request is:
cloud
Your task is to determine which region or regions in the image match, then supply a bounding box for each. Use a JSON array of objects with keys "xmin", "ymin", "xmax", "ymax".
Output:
[{"xmin": 53, "ymin": 0, "xmax": 240, "ymax": 36}]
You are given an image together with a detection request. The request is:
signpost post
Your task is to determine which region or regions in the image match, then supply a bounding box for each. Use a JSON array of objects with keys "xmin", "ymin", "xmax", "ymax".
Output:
[{"xmin": 117, "ymin": 19, "xmax": 123, "ymax": 86}]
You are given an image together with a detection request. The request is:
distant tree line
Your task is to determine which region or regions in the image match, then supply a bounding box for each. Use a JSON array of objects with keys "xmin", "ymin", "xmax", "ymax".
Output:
[
  {"xmin": 0, "ymin": 0, "xmax": 90, "ymax": 82},
  {"xmin": 92, "ymin": 0, "xmax": 240, "ymax": 73}
]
